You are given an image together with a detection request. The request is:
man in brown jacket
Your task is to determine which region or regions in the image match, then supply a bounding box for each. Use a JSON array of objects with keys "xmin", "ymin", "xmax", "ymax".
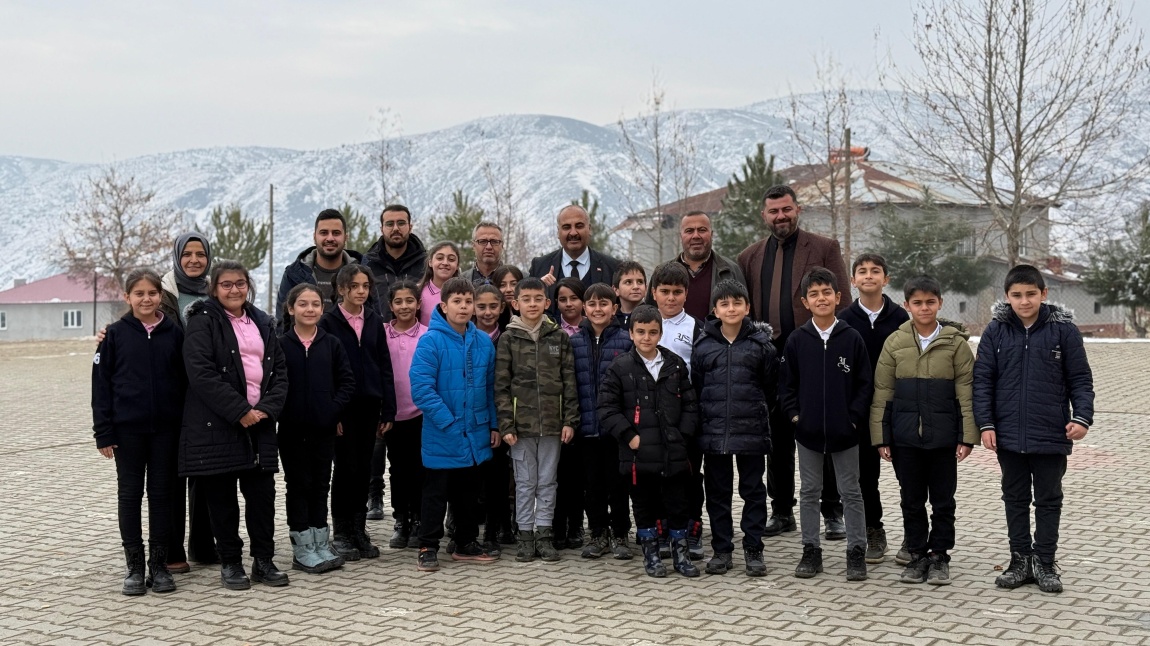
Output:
[{"xmin": 737, "ymin": 185, "xmax": 852, "ymax": 540}]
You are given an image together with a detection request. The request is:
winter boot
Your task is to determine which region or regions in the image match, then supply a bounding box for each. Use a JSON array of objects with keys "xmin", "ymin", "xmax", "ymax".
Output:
[
  {"xmin": 407, "ymin": 520, "xmax": 422, "ymax": 549},
  {"xmin": 515, "ymin": 530, "xmax": 536, "ymax": 563},
  {"xmin": 147, "ymin": 544, "xmax": 176, "ymax": 593},
  {"xmin": 744, "ymin": 550, "xmax": 767, "ymax": 577},
  {"xmin": 581, "ymin": 529, "xmax": 610, "ymax": 559},
  {"xmin": 636, "ymin": 528, "xmax": 667, "ymax": 578},
  {"xmin": 352, "ymin": 513, "xmax": 381, "ymax": 559},
  {"xmin": 122, "ymin": 545, "xmax": 146, "ymax": 596},
  {"xmin": 250, "ymin": 557, "xmax": 290, "ymax": 587},
  {"xmin": 1031, "ymin": 555, "xmax": 1063, "ymax": 594},
  {"xmin": 290, "ymin": 529, "xmax": 329, "ymax": 574},
  {"xmin": 657, "ymin": 520, "xmax": 671, "ymax": 558},
  {"xmin": 995, "ymin": 552, "xmax": 1034, "ymax": 589},
  {"xmin": 846, "ymin": 545, "xmax": 868, "ymax": 581},
  {"xmin": 312, "ymin": 526, "xmax": 344, "ymax": 569},
  {"xmin": 331, "ymin": 518, "xmax": 361, "ymax": 562},
  {"xmin": 705, "ymin": 552, "xmax": 733, "ymax": 575},
  {"xmin": 794, "ymin": 543, "xmax": 823, "ymax": 578},
  {"xmin": 865, "ymin": 527, "xmax": 888, "ymax": 564},
  {"xmin": 219, "ymin": 561, "xmax": 250, "ymax": 590},
  {"xmin": 670, "ymin": 528, "xmax": 700, "ymax": 577},
  {"xmin": 365, "ymin": 493, "xmax": 385, "ymax": 521},
  {"xmin": 389, "ymin": 517, "xmax": 410, "ymax": 549},
  {"xmin": 686, "ymin": 519, "xmax": 705, "ymax": 561},
  {"xmin": 535, "ymin": 526, "xmax": 561, "ymax": 562},
  {"xmin": 611, "ymin": 531, "xmax": 634, "ymax": 560}
]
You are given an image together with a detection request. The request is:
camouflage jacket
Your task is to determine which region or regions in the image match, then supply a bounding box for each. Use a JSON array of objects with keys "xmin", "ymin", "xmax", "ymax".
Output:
[{"xmin": 494, "ymin": 316, "xmax": 579, "ymax": 437}]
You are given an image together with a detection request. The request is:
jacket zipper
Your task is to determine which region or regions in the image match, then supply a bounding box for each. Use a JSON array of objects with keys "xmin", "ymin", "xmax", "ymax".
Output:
[
  {"xmin": 723, "ymin": 340, "xmax": 732, "ymax": 454},
  {"xmin": 1020, "ymin": 327, "xmax": 1030, "ymax": 453},
  {"xmin": 822, "ymin": 334, "xmax": 828, "ymax": 453}
]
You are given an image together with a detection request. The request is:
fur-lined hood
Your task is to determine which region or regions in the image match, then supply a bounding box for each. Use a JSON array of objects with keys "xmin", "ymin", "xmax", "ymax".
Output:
[{"xmin": 990, "ymin": 301, "xmax": 1075, "ymax": 325}]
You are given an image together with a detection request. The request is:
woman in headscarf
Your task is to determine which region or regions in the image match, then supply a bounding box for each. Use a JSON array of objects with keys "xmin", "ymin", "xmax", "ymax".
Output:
[{"xmin": 161, "ymin": 233, "xmax": 212, "ymax": 325}]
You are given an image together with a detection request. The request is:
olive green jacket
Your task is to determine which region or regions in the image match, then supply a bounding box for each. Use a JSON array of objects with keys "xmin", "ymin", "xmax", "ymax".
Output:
[{"xmin": 494, "ymin": 316, "xmax": 579, "ymax": 437}]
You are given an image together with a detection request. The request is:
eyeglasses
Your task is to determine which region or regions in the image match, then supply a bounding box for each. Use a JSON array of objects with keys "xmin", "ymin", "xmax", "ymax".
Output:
[
  {"xmin": 382, "ymin": 220, "xmax": 409, "ymax": 229},
  {"xmin": 219, "ymin": 280, "xmax": 248, "ymax": 291},
  {"xmin": 474, "ymin": 239, "xmax": 503, "ymax": 247}
]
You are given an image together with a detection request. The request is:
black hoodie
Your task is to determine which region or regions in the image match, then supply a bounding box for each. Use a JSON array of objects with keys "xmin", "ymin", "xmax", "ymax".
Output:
[
  {"xmin": 838, "ymin": 294, "xmax": 910, "ymax": 373},
  {"xmin": 362, "ymin": 233, "xmax": 427, "ymax": 321}
]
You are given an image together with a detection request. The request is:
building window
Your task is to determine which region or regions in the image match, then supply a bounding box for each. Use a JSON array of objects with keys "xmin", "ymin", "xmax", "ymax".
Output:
[
  {"xmin": 63, "ymin": 310, "xmax": 83, "ymax": 329},
  {"xmin": 1094, "ymin": 302, "xmax": 1102, "ymax": 315},
  {"xmin": 0, "ymin": 311, "xmax": 6, "ymax": 330},
  {"xmin": 957, "ymin": 233, "xmax": 977, "ymax": 257},
  {"xmin": 959, "ymin": 301, "xmax": 967, "ymax": 314}
]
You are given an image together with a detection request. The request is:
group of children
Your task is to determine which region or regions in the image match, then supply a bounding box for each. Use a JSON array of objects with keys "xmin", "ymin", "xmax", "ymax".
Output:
[{"xmin": 94, "ymin": 245, "xmax": 1094, "ymax": 595}]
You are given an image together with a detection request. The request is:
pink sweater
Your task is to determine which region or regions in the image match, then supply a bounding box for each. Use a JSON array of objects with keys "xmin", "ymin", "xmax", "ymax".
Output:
[
  {"xmin": 386, "ymin": 320, "xmax": 427, "ymax": 421},
  {"xmin": 227, "ymin": 311, "xmax": 264, "ymax": 407}
]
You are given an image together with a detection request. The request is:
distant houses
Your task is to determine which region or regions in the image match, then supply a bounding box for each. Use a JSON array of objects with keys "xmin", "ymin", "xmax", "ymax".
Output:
[{"xmin": 0, "ymin": 273, "xmax": 122, "ymax": 342}]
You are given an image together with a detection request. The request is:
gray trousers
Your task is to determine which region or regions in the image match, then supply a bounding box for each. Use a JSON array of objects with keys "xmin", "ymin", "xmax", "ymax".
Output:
[
  {"xmin": 510, "ymin": 436, "xmax": 561, "ymax": 531},
  {"xmin": 797, "ymin": 444, "xmax": 866, "ymax": 550}
]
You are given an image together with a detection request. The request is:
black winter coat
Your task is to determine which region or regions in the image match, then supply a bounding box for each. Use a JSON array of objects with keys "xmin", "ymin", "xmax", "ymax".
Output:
[
  {"xmin": 598, "ymin": 347, "xmax": 699, "ymax": 478},
  {"xmin": 691, "ymin": 318, "xmax": 775, "ymax": 456},
  {"xmin": 973, "ymin": 302, "xmax": 1095, "ymax": 455},
  {"xmin": 319, "ymin": 307, "xmax": 398, "ymax": 424},
  {"xmin": 277, "ymin": 327, "xmax": 356, "ymax": 434},
  {"xmin": 571, "ymin": 319, "xmax": 633, "ymax": 439},
  {"xmin": 362, "ymin": 233, "xmax": 427, "ymax": 321},
  {"xmin": 92, "ymin": 312, "xmax": 186, "ymax": 448},
  {"xmin": 179, "ymin": 299, "xmax": 288, "ymax": 477},
  {"xmin": 838, "ymin": 295, "xmax": 910, "ymax": 373},
  {"xmin": 778, "ymin": 320, "xmax": 873, "ymax": 453}
]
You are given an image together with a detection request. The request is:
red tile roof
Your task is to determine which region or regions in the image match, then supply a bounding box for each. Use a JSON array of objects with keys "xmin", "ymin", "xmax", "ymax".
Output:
[{"xmin": 0, "ymin": 273, "xmax": 122, "ymax": 305}]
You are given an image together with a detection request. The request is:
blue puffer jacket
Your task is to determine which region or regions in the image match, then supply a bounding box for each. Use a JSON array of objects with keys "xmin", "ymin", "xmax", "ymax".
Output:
[
  {"xmin": 409, "ymin": 306, "xmax": 497, "ymax": 469},
  {"xmin": 973, "ymin": 302, "xmax": 1094, "ymax": 455},
  {"xmin": 571, "ymin": 319, "xmax": 633, "ymax": 438},
  {"xmin": 691, "ymin": 318, "xmax": 776, "ymax": 455}
]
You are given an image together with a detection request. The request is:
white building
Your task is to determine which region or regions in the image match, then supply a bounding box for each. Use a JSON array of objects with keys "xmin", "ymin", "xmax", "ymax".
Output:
[{"xmin": 0, "ymin": 274, "xmax": 123, "ymax": 342}]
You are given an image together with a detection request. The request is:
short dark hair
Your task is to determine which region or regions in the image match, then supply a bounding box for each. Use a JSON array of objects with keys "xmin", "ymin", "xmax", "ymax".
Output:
[
  {"xmin": 283, "ymin": 283, "xmax": 324, "ymax": 327},
  {"xmin": 515, "ymin": 277, "xmax": 547, "ymax": 298},
  {"xmin": 903, "ymin": 275, "xmax": 943, "ymax": 301},
  {"xmin": 1003, "ymin": 264, "xmax": 1046, "ymax": 293},
  {"xmin": 629, "ymin": 304, "xmax": 662, "ymax": 332},
  {"xmin": 612, "ymin": 261, "xmax": 646, "ymax": 287},
  {"xmin": 711, "ymin": 279, "xmax": 749, "ymax": 307},
  {"xmin": 210, "ymin": 260, "xmax": 253, "ymax": 298},
  {"xmin": 315, "ymin": 209, "xmax": 347, "ymax": 230},
  {"xmin": 583, "ymin": 282, "xmax": 618, "ymax": 304},
  {"xmin": 440, "ymin": 276, "xmax": 475, "ymax": 301},
  {"xmin": 650, "ymin": 262, "xmax": 689, "ymax": 291},
  {"xmin": 555, "ymin": 277, "xmax": 586, "ymax": 301},
  {"xmin": 380, "ymin": 204, "xmax": 411, "ymax": 223},
  {"xmin": 800, "ymin": 267, "xmax": 838, "ymax": 295},
  {"xmin": 851, "ymin": 252, "xmax": 889, "ymax": 275},
  {"xmin": 333, "ymin": 264, "xmax": 374, "ymax": 305},
  {"xmin": 475, "ymin": 284, "xmax": 503, "ymax": 302},
  {"xmin": 762, "ymin": 184, "xmax": 798, "ymax": 207}
]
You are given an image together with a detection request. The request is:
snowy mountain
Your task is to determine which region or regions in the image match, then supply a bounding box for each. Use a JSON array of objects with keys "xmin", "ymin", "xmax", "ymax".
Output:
[{"xmin": 1, "ymin": 90, "xmax": 1147, "ymax": 293}]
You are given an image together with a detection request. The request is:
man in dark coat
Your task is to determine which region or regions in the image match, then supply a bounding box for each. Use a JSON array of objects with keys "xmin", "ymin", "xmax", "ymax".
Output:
[
  {"xmin": 362, "ymin": 204, "xmax": 427, "ymax": 321},
  {"xmin": 276, "ymin": 209, "xmax": 363, "ymax": 325},
  {"xmin": 530, "ymin": 205, "xmax": 620, "ymax": 305},
  {"xmin": 676, "ymin": 211, "xmax": 746, "ymax": 321}
]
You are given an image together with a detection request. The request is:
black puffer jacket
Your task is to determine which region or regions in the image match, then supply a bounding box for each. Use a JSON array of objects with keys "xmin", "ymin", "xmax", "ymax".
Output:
[
  {"xmin": 278, "ymin": 327, "xmax": 356, "ymax": 434},
  {"xmin": 179, "ymin": 299, "xmax": 288, "ymax": 477},
  {"xmin": 973, "ymin": 302, "xmax": 1094, "ymax": 455},
  {"xmin": 598, "ymin": 347, "xmax": 699, "ymax": 478},
  {"xmin": 691, "ymin": 318, "xmax": 775, "ymax": 455},
  {"xmin": 571, "ymin": 319, "xmax": 632, "ymax": 439},
  {"xmin": 319, "ymin": 307, "xmax": 398, "ymax": 424},
  {"xmin": 838, "ymin": 294, "xmax": 910, "ymax": 372}
]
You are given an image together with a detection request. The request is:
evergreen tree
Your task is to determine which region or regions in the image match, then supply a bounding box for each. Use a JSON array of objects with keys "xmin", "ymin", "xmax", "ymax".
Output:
[
  {"xmin": 428, "ymin": 190, "xmax": 485, "ymax": 267},
  {"xmin": 340, "ymin": 202, "xmax": 375, "ymax": 253},
  {"xmin": 571, "ymin": 189, "xmax": 612, "ymax": 254},
  {"xmin": 873, "ymin": 193, "xmax": 991, "ymax": 296},
  {"xmin": 209, "ymin": 204, "xmax": 269, "ymax": 273},
  {"xmin": 1083, "ymin": 204, "xmax": 1150, "ymax": 337},
  {"xmin": 716, "ymin": 144, "xmax": 785, "ymax": 258}
]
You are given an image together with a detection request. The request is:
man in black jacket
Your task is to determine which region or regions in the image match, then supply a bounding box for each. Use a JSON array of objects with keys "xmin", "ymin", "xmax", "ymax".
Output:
[
  {"xmin": 276, "ymin": 209, "xmax": 362, "ymax": 325},
  {"xmin": 530, "ymin": 205, "xmax": 620, "ymax": 305},
  {"xmin": 676, "ymin": 211, "xmax": 746, "ymax": 321}
]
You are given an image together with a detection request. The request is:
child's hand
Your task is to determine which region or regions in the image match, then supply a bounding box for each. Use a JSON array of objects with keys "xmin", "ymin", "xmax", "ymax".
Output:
[
  {"xmin": 503, "ymin": 433, "xmax": 517, "ymax": 447},
  {"xmin": 1066, "ymin": 422, "xmax": 1088, "ymax": 441},
  {"xmin": 561, "ymin": 426, "xmax": 574, "ymax": 444},
  {"xmin": 239, "ymin": 410, "xmax": 262, "ymax": 428},
  {"xmin": 336, "ymin": 422, "xmax": 344, "ymax": 436},
  {"xmin": 956, "ymin": 445, "xmax": 972, "ymax": 462},
  {"xmin": 490, "ymin": 431, "xmax": 502, "ymax": 448},
  {"xmin": 377, "ymin": 422, "xmax": 392, "ymax": 438},
  {"xmin": 981, "ymin": 430, "xmax": 997, "ymax": 452},
  {"xmin": 878, "ymin": 446, "xmax": 891, "ymax": 461},
  {"xmin": 628, "ymin": 436, "xmax": 640, "ymax": 450},
  {"xmin": 98, "ymin": 446, "xmax": 116, "ymax": 459},
  {"xmin": 95, "ymin": 326, "xmax": 108, "ymax": 344}
]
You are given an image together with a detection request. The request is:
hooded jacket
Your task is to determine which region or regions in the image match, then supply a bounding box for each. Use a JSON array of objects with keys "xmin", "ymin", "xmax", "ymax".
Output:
[
  {"xmin": 779, "ymin": 319, "xmax": 873, "ymax": 453},
  {"xmin": 691, "ymin": 318, "xmax": 776, "ymax": 455},
  {"xmin": 869, "ymin": 319, "xmax": 978, "ymax": 449},
  {"xmin": 275, "ymin": 247, "xmax": 363, "ymax": 324},
  {"xmin": 92, "ymin": 311, "xmax": 186, "ymax": 448},
  {"xmin": 571, "ymin": 318, "xmax": 633, "ymax": 439},
  {"xmin": 362, "ymin": 233, "xmax": 427, "ymax": 321},
  {"xmin": 838, "ymin": 294, "xmax": 911, "ymax": 372},
  {"xmin": 318, "ymin": 305, "xmax": 398, "ymax": 424},
  {"xmin": 409, "ymin": 306, "xmax": 497, "ymax": 469},
  {"xmin": 598, "ymin": 347, "xmax": 699, "ymax": 478},
  {"xmin": 494, "ymin": 315, "xmax": 579, "ymax": 438},
  {"xmin": 277, "ymin": 326, "xmax": 356, "ymax": 433},
  {"xmin": 179, "ymin": 299, "xmax": 288, "ymax": 477},
  {"xmin": 973, "ymin": 302, "xmax": 1094, "ymax": 455}
]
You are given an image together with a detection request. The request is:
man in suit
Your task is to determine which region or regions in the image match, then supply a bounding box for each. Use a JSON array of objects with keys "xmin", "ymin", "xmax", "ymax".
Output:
[
  {"xmin": 530, "ymin": 204, "xmax": 620, "ymax": 295},
  {"xmin": 737, "ymin": 185, "xmax": 852, "ymax": 541}
]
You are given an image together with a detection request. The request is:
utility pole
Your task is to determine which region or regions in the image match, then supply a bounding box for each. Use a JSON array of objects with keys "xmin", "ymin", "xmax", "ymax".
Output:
[
  {"xmin": 843, "ymin": 127, "xmax": 853, "ymax": 264},
  {"xmin": 267, "ymin": 184, "xmax": 274, "ymax": 312}
]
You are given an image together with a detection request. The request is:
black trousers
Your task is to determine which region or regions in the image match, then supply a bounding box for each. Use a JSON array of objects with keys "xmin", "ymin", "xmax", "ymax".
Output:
[
  {"xmin": 766, "ymin": 405, "xmax": 842, "ymax": 518},
  {"xmin": 582, "ymin": 435, "xmax": 631, "ymax": 537},
  {"xmin": 891, "ymin": 445, "xmax": 957, "ymax": 557},
  {"xmin": 704, "ymin": 453, "xmax": 768, "ymax": 553},
  {"xmin": 278, "ymin": 429, "xmax": 335, "ymax": 532},
  {"xmin": 998, "ymin": 449, "xmax": 1067, "ymax": 562},
  {"xmin": 332, "ymin": 397, "xmax": 380, "ymax": 520},
  {"xmin": 858, "ymin": 440, "xmax": 884, "ymax": 529},
  {"xmin": 419, "ymin": 465, "xmax": 482, "ymax": 550},
  {"xmin": 686, "ymin": 443, "xmax": 705, "ymax": 523},
  {"xmin": 553, "ymin": 441, "xmax": 585, "ymax": 536},
  {"xmin": 114, "ymin": 431, "xmax": 178, "ymax": 550},
  {"xmin": 631, "ymin": 472, "xmax": 689, "ymax": 530},
  {"xmin": 199, "ymin": 467, "xmax": 277, "ymax": 562},
  {"xmin": 482, "ymin": 442, "xmax": 511, "ymax": 538},
  {"xmin": 369, "ymin": 436, "xmax": 387, "ymax": 498},
  {"xmin": 170, "ymin": 475, "xmax": 216, "ymax": 562},
  {"xmin": 384, "ymin": 416, "xmax": 425, "ymax": 522}
]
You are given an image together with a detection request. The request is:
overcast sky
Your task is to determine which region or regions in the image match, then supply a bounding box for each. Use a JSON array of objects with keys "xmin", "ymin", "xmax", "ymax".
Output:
[{"xmin": 4, "ymin": 1, "xmax": 1149, "ymax": 163}]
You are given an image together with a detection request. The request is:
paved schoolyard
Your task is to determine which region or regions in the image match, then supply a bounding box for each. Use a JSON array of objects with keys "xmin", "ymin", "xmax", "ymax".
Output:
[{"xmin": 0, "ymin": 338, "xmax": 1148, "ymax": 646}]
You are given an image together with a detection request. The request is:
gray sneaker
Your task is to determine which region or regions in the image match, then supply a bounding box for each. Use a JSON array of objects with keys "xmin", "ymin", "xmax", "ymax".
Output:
[
  {"xmin": 865, "ymin": 527, "xmax": 887, "ymax": 564},
  {"xmin": 744, "ymin": 550, "xmax": 767, "ymax": 577},
  {"xmin": 899, "ymin": 555, "xmax": 930, "ymax": 583},
  {"xmin": 824, "ymin": 516, "xmax": 846, "ymax": 541},
  {"xmin": 581, "ymin": 532, "xmax": 610, "ymax": 559},
  {"xmin": 894, "ymin": 541, "xmax": 912, "ymax": 566},
  {"xmin": 926, "ymin": 555, "xmax": 951, "ymax": 585},
  {"xmin": 705, "ymin": 552, "xmax": 732, "ymax": 575},
  {"xmin": 610, "ymin": 533, "xmax": 634, "ymax": 560}
]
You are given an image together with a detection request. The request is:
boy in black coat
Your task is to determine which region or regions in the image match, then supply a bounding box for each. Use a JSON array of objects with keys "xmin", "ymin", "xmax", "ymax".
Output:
[
  {"xmin": 691, "ymin": 280, "xmax": 775, "ymax": 577},
  {"xmin": 779, "ymin": 268, "xmax": 872, "ymax": 581},
  {"xmin": 598, "ymin": 305, "xmax": 700, "ymax": 579}
]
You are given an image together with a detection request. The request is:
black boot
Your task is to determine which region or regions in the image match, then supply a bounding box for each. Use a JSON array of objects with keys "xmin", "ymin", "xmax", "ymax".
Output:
[
  {"xmin": 251, "ymin": 557, "xmax": 290, "ymax": 587},
  {"xmin": 636, "ymin": 528, "xmax": 667, "ymax": 578},
  {"xmin": 353, "ymin": 513, "xmax": 381, "ymax": 558},
  {"xmin": 407, "ymin": 520, "xmax": 421, "ymax": 549},
  {"xmin": 331, "ymin": 518, "xmax": 361, "ymax": 562},
  {"xmin": 366, "ymin": 493, "xmax": 385, "ymax": 521},
  {"xmin": 389, "ymin": 517, "xmax": 410, "ymax": 549},
  {"xmin": 147, "ymin": 544, "xmax": 176, "ymax": 593},
  {"xmin": 122, "ymin": 546, "xmax": 146, "ymax": 596},
  {"xmin": 670, "ymin": 529, "xmax": 700, "ymax": 577},
  {"xmin": 219, "ymin": 561, "xmax": 250, "ymax": 590}
]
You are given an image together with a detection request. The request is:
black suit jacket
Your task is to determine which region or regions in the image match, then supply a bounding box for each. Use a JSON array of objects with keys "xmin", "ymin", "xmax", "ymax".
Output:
[{"xmin": 529, "ymin": 248, "xmax": 621, "ymax": 290}]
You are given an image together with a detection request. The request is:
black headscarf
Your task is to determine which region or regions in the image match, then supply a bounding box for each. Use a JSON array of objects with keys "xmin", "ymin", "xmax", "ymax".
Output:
[{"xmin": 172, "ymin": 231, "xmax": 212, "ymax": 295}]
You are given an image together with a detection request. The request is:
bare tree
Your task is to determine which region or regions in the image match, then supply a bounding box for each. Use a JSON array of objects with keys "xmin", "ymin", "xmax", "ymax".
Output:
[
  {"xmin": 480, "ymin": 139, "xmax": 531, "ymax": 266},
  {"xmin": 367, "ymin": 107, "xmax": 410, "ymax": 206},
  {"xmin": 880, "ymin": 0, "xmax": 1150, "ymax": 266},
  {"xmin": 59, "ymin": 167, "xmax": 183, "ymax": 289}
]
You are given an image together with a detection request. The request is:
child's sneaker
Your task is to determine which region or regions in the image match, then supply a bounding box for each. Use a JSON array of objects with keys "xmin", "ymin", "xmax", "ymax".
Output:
[
  {"xmin": 610, "ymin": 533, "xmax": 634, "ymax": 560},
  {"xmin": 794, "ymin": 544, "xmax": 823, "ymax": 578},
  {"xmin": 416, "ymin": 548, "xmax": 439, "ymax": 572},
  {"xmin": 744, "ymin": 550, "xmax": 767, "ymax": 577},
  {"xmin": 567, "ymin": 526, "xmax": 585, "ymax": 550},
  {"xmin": 705, "ymin": 552, "xmax": 732, "ymax": 575},
  {"xmin": 535, "ymin": 527, "xmax": 561, "ymax": 562},
  {"xmin": 845, "ymin": 545, "xmax": 867, "ymax": 581},
  {"xmin": 899, "ymin": 555, "xmax": 930, "ymax": 584},
  {"xmin": 515, "ymin": 530, "xmax": 536, "ymax": 563},
  {"xmin": 581, "ymin": 532, "xmax": 610, "ymax": 559},
  {"xmin": 926, "ymin": 554, "xmax": 951, "ymax": 585},
  {"xmin": 1030, "ymin": 555, "xmax": 1063, "ymax": 594},
  {"xmin": 865, "ymin": 527, "xmax": 887, "ymax": 564},
  {"xmin": 451, "ymin": 542, "xmax": 498, "ymax": 563},
  {"xmin": 995, "ymin": 552, "xmax": 1034, "ymax": 589},
  {"xmin": 894, "ymin": 540, "xmax": 912, "ymax": 566},
  {"xmin": 480, "ymin": 540, "xmax": 502, "ymax": 558}
]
